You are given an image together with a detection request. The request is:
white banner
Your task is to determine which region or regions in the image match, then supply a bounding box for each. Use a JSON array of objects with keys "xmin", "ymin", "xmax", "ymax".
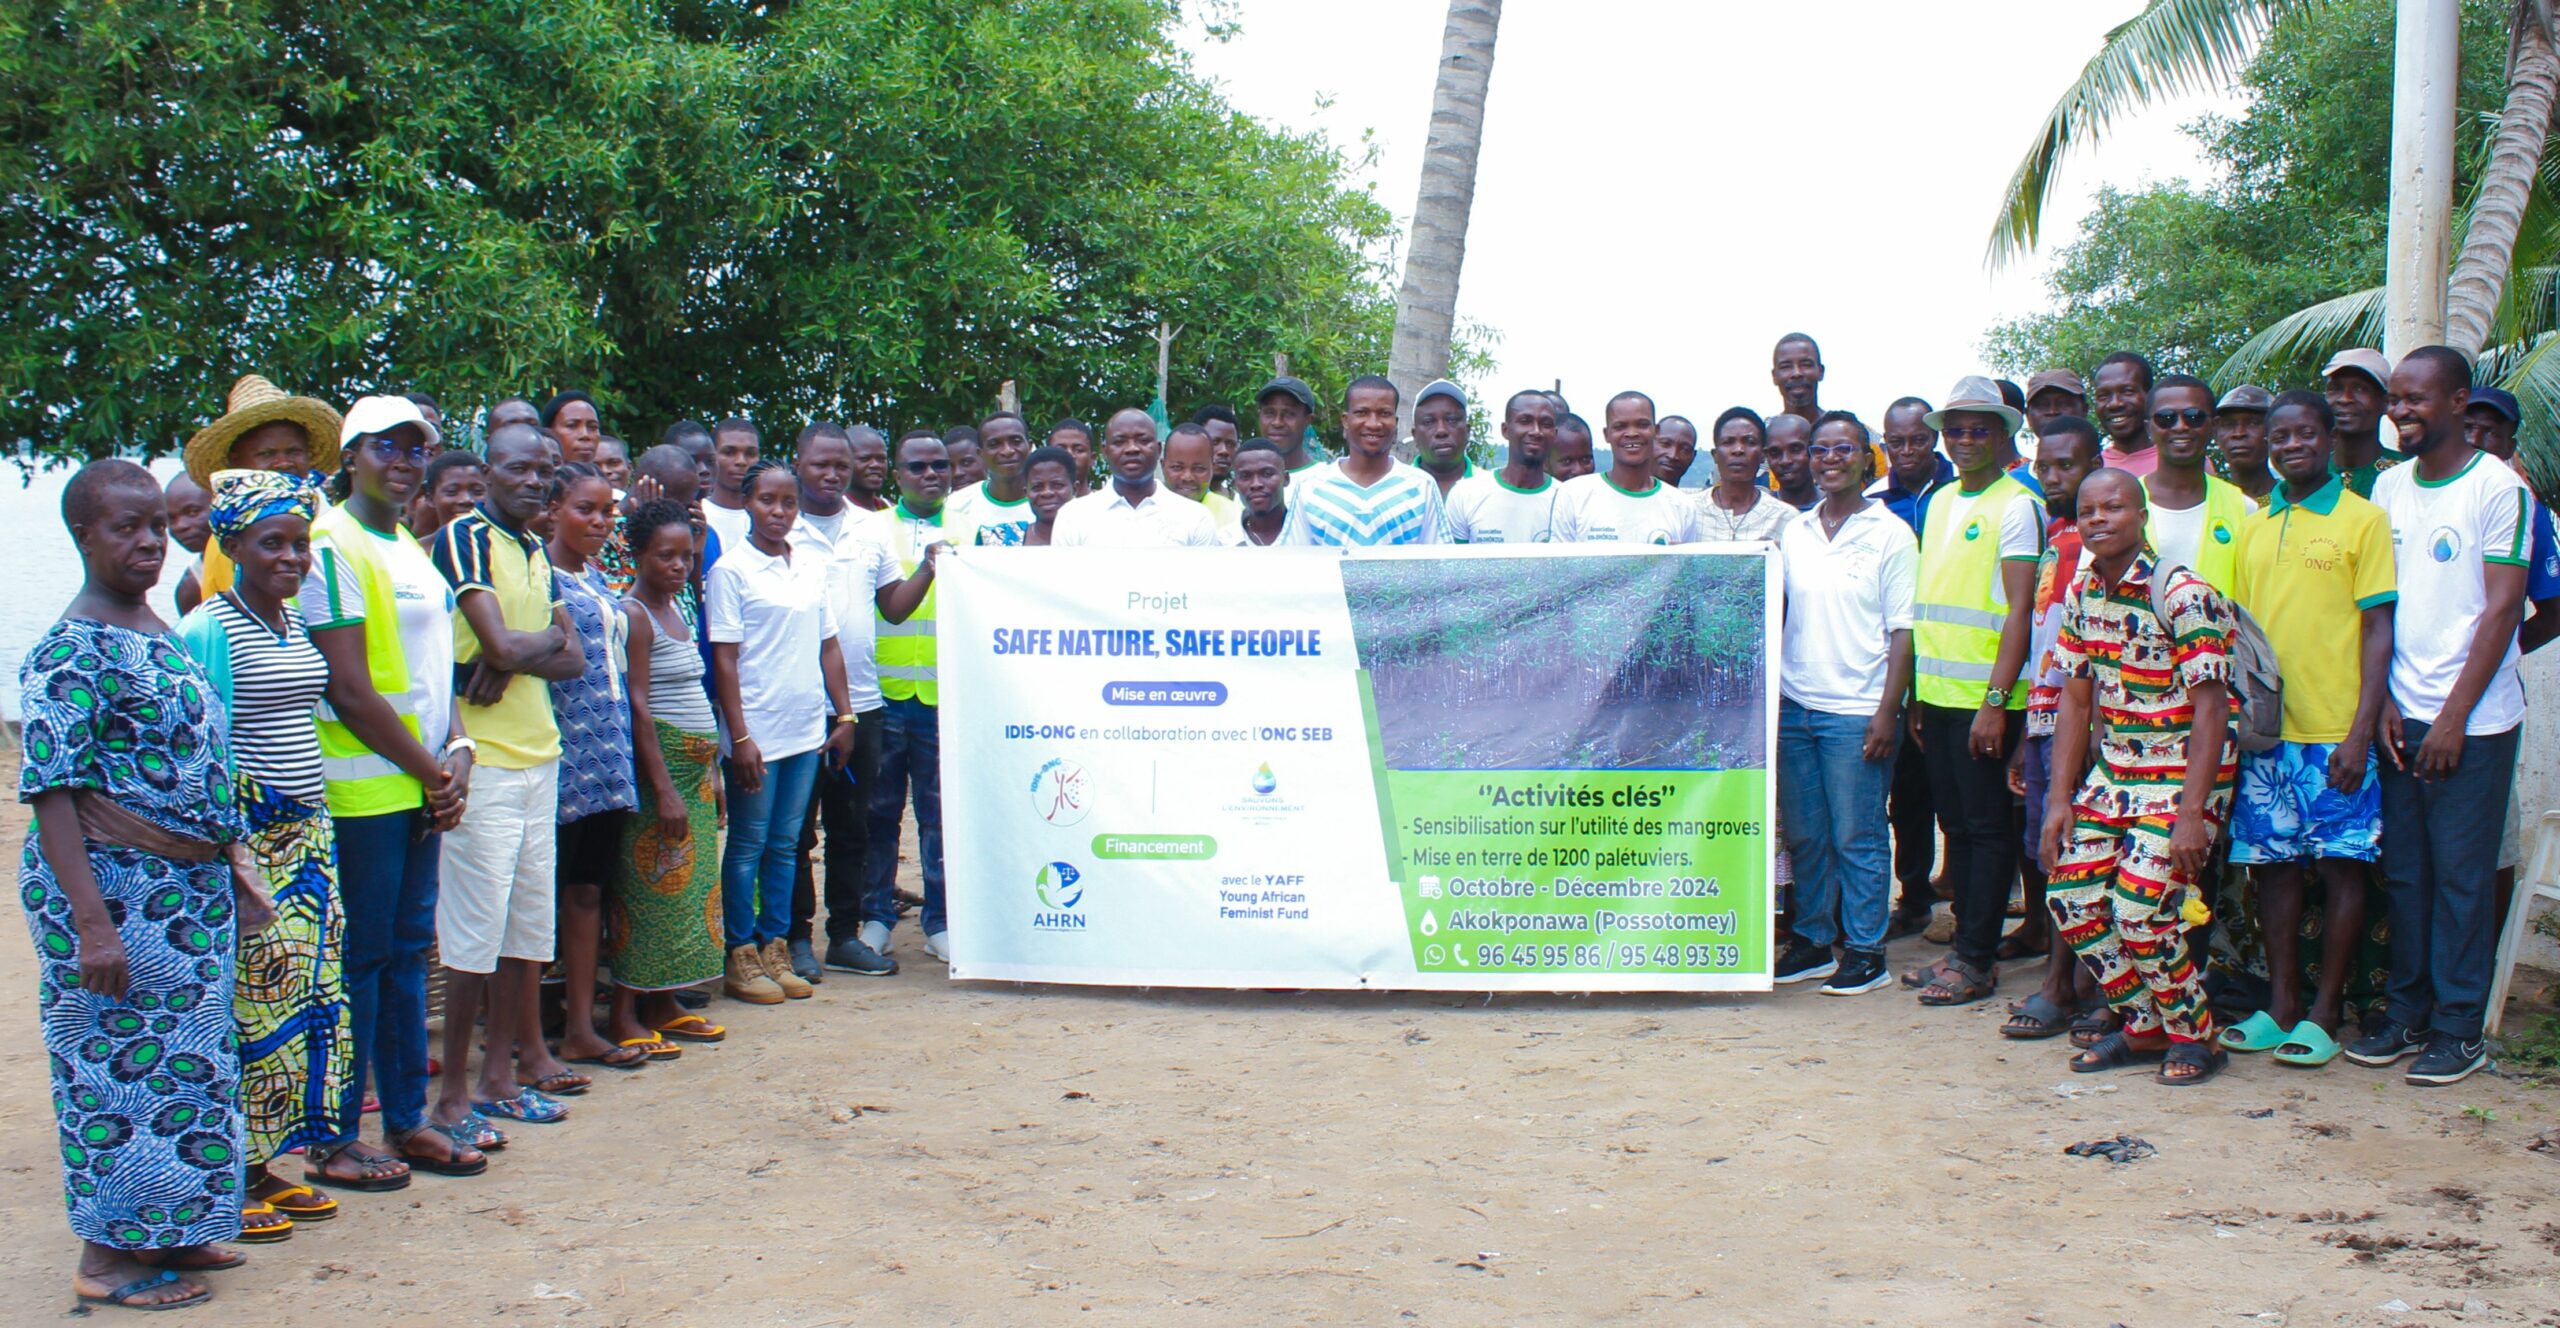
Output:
[{"xmin": 939, "ymin": 544, "xmax": 1777, "ymax": 991}]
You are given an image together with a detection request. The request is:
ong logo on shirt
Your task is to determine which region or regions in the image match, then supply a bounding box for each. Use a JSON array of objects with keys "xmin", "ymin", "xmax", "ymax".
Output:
[
  {"xmin": 1030, "ymin": 756, "xmax": 1092, "ymax": 826},
  {"xmin": 2429, "ymin": 525, "xmax": 2464, "ymax": 563},
  {"xmin": 1963, "ymin": 518, "xmax": 1984, "ymax": 541},
  {"xmin": 2211, "ymin": 520, "xmax": 2234, "ymax": 545}
]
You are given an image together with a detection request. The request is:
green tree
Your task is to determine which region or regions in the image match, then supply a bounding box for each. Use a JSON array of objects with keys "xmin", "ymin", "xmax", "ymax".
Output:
[
  {"xmin": 1985, "ymin": 0, "xmax": 2511, "ymax": 385},
  {"xmin": 1, "ymin": 0, "xmax": 1413, "ymax": 463}
]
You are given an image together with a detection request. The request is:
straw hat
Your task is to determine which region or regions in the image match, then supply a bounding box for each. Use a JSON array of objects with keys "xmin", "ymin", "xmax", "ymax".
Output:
[{"xmin": 183, "ymin": 374, "xmax": 343, "ymax": 488}]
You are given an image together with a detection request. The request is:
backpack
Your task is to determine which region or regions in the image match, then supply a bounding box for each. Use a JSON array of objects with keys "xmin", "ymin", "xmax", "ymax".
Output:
[{"xmin": 2149, "ymin": 564, "xmax": 2282, "ymax": 754}]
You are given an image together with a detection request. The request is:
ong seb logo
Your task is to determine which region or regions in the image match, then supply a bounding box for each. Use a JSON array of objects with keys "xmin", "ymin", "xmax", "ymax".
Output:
[
  {"xmin": 1029, "ymin": 757, "xmax": 1092, "ymax": 826},
  {"xmin": 1033, "ymin": 862, "xmax": 1088, "ymax": 931}
]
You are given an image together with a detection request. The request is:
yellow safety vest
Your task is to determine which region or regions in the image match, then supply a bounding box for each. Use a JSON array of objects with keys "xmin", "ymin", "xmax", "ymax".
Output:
[
  {"xmin": 879, "ymin": 501, "xmax": 940, "ymax": 706},
  {"xmin": 307, "ymin": 506, "xmax": 430, "ymax": 816},
  {"xmin": 2142, "ymin": 474, "xmax": 2249, "ymax": 596},
  {"xmin": 1914, "ymin": 474, "xmax": 2037, "ymax": 710}
]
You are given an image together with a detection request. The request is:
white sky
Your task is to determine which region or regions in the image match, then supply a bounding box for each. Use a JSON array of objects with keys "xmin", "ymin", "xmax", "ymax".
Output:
[{"xmin": 1180, "ymin": 0, "xmax": 2247, "ymax": 424}]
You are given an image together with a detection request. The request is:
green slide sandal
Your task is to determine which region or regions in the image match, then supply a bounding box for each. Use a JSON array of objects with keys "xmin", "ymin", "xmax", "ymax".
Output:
[
  {"xmin": 2272, "ymin": 1020, "xmax": 2341, "ymax": 1068},
  {"xmin": 2220, "ymin": 1010, "xmax": 2290, "ymax": 1052}
]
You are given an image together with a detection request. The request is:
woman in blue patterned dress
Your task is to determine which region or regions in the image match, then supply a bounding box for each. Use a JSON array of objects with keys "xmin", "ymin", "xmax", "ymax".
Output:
[
  {"xmin": 18, "ymin": 461, "xmax": 263, "ymax": 1311},
  {"xmin": 544, "ymin": 464, "xmax": 646, "ymax": 1071}
]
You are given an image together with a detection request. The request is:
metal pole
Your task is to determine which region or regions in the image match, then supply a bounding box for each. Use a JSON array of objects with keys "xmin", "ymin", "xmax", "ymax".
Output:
[{"xmin": 2385, "ymin": 0, "xmax": 2461, "ymax": 357}]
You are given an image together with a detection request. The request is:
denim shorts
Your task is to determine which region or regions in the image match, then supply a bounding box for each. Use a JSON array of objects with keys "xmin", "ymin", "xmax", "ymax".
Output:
[{"xmin": 2229, "ymin": 740, "xmax": 2380, "ymax": 866}]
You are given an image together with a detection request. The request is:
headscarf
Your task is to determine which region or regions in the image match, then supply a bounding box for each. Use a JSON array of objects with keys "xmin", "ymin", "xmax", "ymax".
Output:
[{"xmin": 209, "ymin": 467, "xmax": 320, "ymax": 544}]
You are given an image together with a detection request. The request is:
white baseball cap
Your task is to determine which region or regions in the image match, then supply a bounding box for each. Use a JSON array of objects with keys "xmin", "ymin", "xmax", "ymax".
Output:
[
  {"xmin": 2322, "ymin": 348, "xmax": 2392, "ymax": 391},
  {"xmin": 340, "ymin": 394, "xmax": 443, "ymax": 449}
]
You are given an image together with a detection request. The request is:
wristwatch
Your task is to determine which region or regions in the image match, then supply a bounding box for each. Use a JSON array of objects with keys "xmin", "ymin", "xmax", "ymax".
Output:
[{"xmin": 1983, "ymin": 686, "xmax": 2009, "ymax": 708}]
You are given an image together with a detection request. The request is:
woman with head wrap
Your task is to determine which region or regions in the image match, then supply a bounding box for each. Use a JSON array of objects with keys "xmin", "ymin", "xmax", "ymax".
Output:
[
  {"xmin": 21, "ymin": 460, "xmax": 263, "ymax": 1309},
  {"xmin": 174, "ymin": 470, "xmax": 374, "ymax": 1243}
]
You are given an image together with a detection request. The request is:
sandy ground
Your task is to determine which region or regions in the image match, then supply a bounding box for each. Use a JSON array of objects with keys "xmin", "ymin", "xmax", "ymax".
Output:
[{"xmin": 4, "ymin": 745, "xmax": 2560, "ymax": 1327}]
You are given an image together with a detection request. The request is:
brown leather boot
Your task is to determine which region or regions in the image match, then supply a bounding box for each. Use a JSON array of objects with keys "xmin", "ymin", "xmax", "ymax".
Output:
[
  {"xmin": 725, "ymin": 944, "xmax": 784, "ymax": 1005},
  {"xmin": 761, "ymin": 938, "xmax": 815, "ymax": 1000}
]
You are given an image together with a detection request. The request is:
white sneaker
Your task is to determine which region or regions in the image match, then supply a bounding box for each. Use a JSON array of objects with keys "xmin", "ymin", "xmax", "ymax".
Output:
[
  {"xmin": 924, "ymin": 930, "xmax": 952, "ymax": 962},
  {"xmin": 858, "ymin": 920, "xmax": 891, "ymax": 954}
]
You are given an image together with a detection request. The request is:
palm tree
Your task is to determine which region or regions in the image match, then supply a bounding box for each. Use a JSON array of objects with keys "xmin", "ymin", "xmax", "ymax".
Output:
[
  {"xmin": 1386, "ymin": 0, "xmax": 1502, "ymax": 445},
  {"xmin": 1992, "ymin": 0, "xmax": 2560, "ymax": 496}
]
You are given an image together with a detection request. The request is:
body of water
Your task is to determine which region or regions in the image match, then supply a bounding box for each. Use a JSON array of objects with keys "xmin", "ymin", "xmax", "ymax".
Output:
[{"xmin": 1, "ymin": 458, "xmax": 195, "ymax": 721}]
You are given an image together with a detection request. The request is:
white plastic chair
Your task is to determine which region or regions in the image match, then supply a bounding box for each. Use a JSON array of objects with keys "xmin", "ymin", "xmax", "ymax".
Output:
[{"xmin": 2487, "ymin": 810, "xmax": 2560, "ymax": 1038}]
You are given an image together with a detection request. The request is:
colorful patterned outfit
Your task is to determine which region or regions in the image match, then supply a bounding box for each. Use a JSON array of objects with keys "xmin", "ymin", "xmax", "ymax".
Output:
[
  {"xmin": 2045, "ymin": 554, "xmax": 2238, "ymax": 1043},
  {"xmin": 17, "ymin": 619, "xmax": 248, "ymax": 1248},
  {"xmin": 612, "ymin": 596, "xmax": 725, "ymax": 990}
]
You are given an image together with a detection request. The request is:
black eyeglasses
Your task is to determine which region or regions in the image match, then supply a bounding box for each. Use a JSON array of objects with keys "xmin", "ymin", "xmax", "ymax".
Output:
[
  {"xmin": 2153, "ymin": 407, "xmax": 2211, "ymax": 428},
  {"xmin": 1941, "ymin": 425, "xmax": 2000, "ymax": 443},
  {"xmin": 902, "ymin": 459, "xmax": 951, "ymax": 474}
]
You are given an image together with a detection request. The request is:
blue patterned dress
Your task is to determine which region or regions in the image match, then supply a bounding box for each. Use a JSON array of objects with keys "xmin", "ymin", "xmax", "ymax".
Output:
[
  {"xmin": 551, "ymin": 565, "xmax": 637, "ymax": 823},
  {"xmin": 16, "ymin": 618, "xmax": 247, "ymax": 1248}
]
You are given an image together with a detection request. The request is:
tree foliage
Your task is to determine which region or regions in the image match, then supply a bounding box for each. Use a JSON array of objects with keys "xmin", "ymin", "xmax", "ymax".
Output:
[
  {"xmin": 1, "ymin": 0, "xmax": 1412, "ymax": 462},
  {"xmin": 1984, "ymin": 0, "xmax": 2511, "ymax": 385}
]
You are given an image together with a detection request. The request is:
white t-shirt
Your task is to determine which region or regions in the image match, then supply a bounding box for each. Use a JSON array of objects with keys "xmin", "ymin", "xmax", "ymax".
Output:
[
  {"xmin": 791, "ymin": 506, "xmax": 899, "ymax": 714},
  {"xmin": 702, "ymin": 499, "xmax": 753, "ymax": 562},
  {"xmin": 1553, "ymin": 473, "xmax": 1698, "ymax": 545},
  {"xmin": 705, "ymin": 540, "xmax": 841, "ymax": 762},
  {"xmin": 2373, "ymin": 452, "xmax": 2532, "ymax": 733},
  {"xmin": 1779, "ymin": 503, "xmax": 1918, "ymax": 715},
  {"xmin": 1051, "ymin": 484, "xmax": 1222, "ymax": 547},
  {"xmin": 300, "ymin": 514, "xmax": 455, "ymax": 755},
  {"xmin": 2147, "ymin": 484, "xmax": 2257, "ymax": 573},
  {"xmin": 1444, "ymin": 470, "xmax": 1561, "ymax": 544},
  {"xmin": 944, "ymin": 481, "xmax": 1036, "ymax": 548}
]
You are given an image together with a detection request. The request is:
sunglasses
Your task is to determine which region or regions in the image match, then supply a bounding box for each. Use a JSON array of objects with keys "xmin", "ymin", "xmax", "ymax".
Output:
[
  {"xmin": 902, "ymin": 459, "xmax": 952, "ymax": 474},
  {"xmin": 1941, "ymin": 425, "xmax": 2000, "ymax": 443},
  {"xmin": 2153, "ymin": 407, "xmax": 2212, "ymax": 429},
  {"xmin": 365, "ymin": 436, "xmax": 435, "ymax": 463}
]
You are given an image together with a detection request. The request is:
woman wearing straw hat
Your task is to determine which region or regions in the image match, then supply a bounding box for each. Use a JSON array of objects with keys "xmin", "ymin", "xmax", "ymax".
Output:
[{"xmin": 183, "ymin": 375, "xmax": 342, "ymax": 600}]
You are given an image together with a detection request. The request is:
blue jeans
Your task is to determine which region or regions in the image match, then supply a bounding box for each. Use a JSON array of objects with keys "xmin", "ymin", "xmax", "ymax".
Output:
[
  {"xmin": 1777, "ymin": 698, "xmax": 1898, "ymax": 954},
  {"xmin": 2378, "ymin": 719, "xmax": 2520, "ymax": 1040},
  {"xmin": 332, "ymin": 809, "xmax": 439, "ymax": 1138},
  {"xmin": 723, "ymin": 748, "xmax": 821, "ymax": 949},
  {"xmin": 865, "ymin": 697, "xmax": 945, "ymax": 936}
]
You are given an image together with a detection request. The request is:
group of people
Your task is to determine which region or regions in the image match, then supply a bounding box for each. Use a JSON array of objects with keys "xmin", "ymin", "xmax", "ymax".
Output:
[{"xmin": 16, "ymin": 329, "xmax": 2555, "ymax": 1309}]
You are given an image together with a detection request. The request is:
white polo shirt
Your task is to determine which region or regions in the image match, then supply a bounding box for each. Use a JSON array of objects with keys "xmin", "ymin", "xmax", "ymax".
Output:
[
  {"xmin": 704, "ymin": 538, "xmax": 841, "ymax": 762},
  {"xmin": 1051, "ymin": 482, "xmax": 1222, "ymax": 548},
  {"xmin": 790, "ymin": 505, "xmax": 900, "ymax": 715},
  {"xmin": 1779, "ymin": 501, "xmax": 1919, "ymax": 715},
  {"xmin": 1444, "ymin": 469, "xmax": 1562, "ymax": 544},
  {"xmin": 1553, "ymin": 472, "xmax": 1698, "ymax": 544}
]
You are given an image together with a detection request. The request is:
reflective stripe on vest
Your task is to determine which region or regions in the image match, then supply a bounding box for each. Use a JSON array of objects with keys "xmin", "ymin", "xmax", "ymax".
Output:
[
  {"xmin": 309, "ymin": 508, "xmax": 429, "ymax": 816},
  {"xmin": 1913, "ymin": 474, "xmax": 2036, "ymax": 711}
]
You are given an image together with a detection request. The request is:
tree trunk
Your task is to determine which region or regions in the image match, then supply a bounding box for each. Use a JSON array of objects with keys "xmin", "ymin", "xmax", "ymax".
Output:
[
  {"xmin": 2446, "ymin": 0, "xmax": 2560, "ymax": 356},
  {"xmin": 1387, "ymin": 0, "xmax": 1501, "ymax": 452}
]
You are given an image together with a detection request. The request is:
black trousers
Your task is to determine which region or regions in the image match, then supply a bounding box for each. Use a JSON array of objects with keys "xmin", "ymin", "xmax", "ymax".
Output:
[
  {"xmin": 1918, "ymin": 703, "xmax": 2024, "ymax": 970},
  {"xmin": 790, "ymin": 708, "xmax": 885, "ymax": 945},
  {"xmin": 1889, "ymin": 734, "xmax": 1937, "ymax": 915}
]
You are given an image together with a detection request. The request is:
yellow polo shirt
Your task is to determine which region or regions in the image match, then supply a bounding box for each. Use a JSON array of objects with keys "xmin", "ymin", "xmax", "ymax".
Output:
[
  {"xmin": 429, "ymin": 506, "xmax": 563, "ymax": 770},
  {"xmin": 2231, "ymin": 477, "xmax": 2397, "ymax": 743}
]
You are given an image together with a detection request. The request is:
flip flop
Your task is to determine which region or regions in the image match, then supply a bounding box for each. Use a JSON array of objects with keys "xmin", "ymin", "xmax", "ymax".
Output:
[
  {"xmin": 619, "ymin": 1035, "xmax": 681, "ymax": 1062},
  {"xmin": 517, "ymin": 1070, "xmax": 591, "ymax": 1096},
  {"xmin": 2000, "ymin": 993, "xmax": 2075, "ymax": 1039},
  {"xmin": 2273, "ymin": 1020, "xmax": 2343, "ymax": 1068},
  {"xmin": 76, "ymin": 1268, "xmax": 210, "ymax": 1312},
  {"xmin": 2219, "ymin": 1010, "xmax": 2291, "ymax": 1053},
  {"xmin": 2160, "ymin": 1041, "xmax": 2229, "ymax": 1086},
  {"xmin": 234, "ymin": 1200, "xmax": 293, "ymax": 1244},
  {"xmin": 2070, "ymin": 1029, "xmax": 2169, "ymax": 1074},
  {"xmin": 261, "ymin": 1178, "xmax": 355, "ymax": 1213},
  {"xmin": 473, "ymin": 1088, "xmax": 570, "ymax": 1124},
  {"xmin": 653, "ymin": 1013, "xmax": 727, "ymax": 1043},
  {"xmin": 460, "ymin": 1110, "xmax": 509, "ymax": 1151},
  {"xmin": 563, "ymin": 1044, "xmax": 650, "ymax": 1071}
]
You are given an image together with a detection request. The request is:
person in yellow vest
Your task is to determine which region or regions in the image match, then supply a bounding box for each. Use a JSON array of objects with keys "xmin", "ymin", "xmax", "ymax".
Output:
[
  {"xmin": 867, "ymin": 431, "xmax": 955, "ymax": 962},
  {"xmin": 183, "ymin": 374, "xmax": 343, "ymax": 598},
  {"xmin": 1905, "ymin": 376, "xmax": 2046, "ymax": 1007},
  {"xmin": 298, "ymin": 395, "xmax": 486, "ymax": 1179},
  {"xmin": 2141, "ymin": 374, "xmax": 2257, "ymax": 594}
]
